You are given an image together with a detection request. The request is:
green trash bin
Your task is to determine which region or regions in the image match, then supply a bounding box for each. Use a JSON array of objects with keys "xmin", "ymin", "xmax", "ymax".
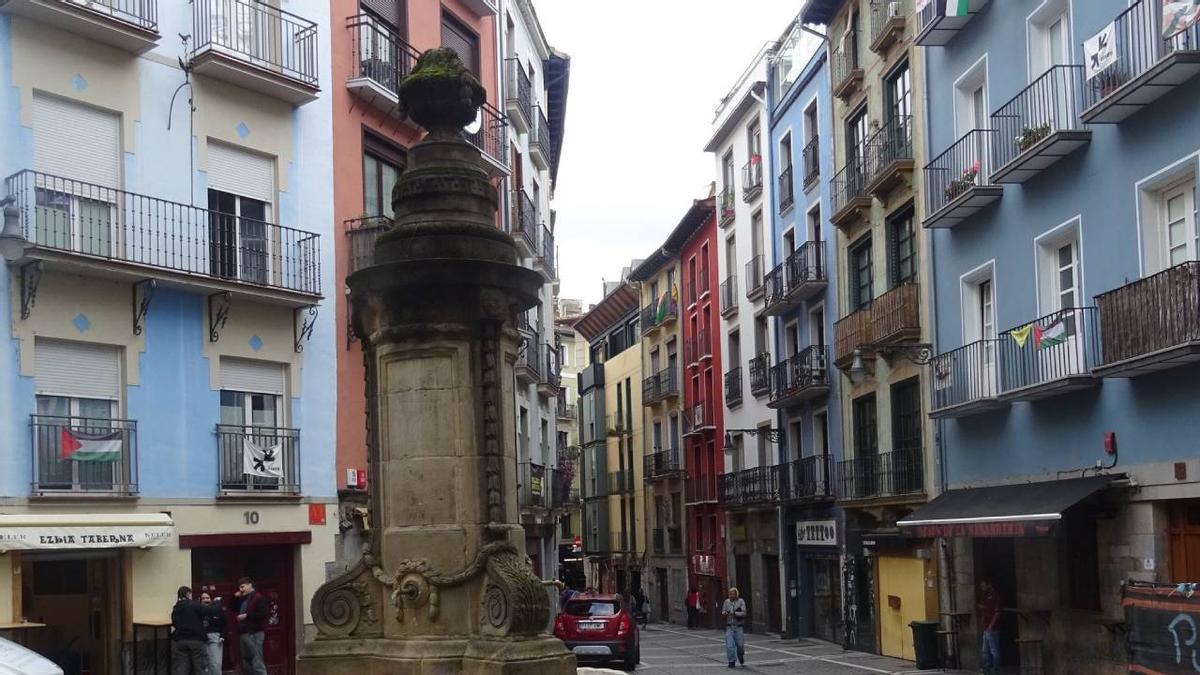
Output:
[{"xmin": 910, "ymin": 620, "xmax": 942, "ymax": 670}]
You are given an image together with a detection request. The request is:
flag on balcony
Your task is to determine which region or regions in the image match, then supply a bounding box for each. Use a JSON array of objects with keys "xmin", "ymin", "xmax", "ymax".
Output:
[
  {"xmin": 1163, "ymin": 1, "xmax": 1200, "ymax": 39},
  {"xmin": 1009, "ymin": 323, "xmax": 1033, "ymax": 348},
  {"xmin": 60, "ymin": 428, "xmax": 121, "ymax": 462},
  {"xmin": 1034, "ymin": 319, "xmax": 1067, "ymax": 350},
  {"xmin": 946, "ymin": 0, "xmax": 970, "ymax": 17},
  {"xmin": 243, "ymin": 438, "xmax": 284, "ymax": 478}
]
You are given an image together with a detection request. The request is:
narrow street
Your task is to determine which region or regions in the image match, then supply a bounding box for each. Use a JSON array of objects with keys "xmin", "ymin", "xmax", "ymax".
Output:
[{"xmin": 629, "ymin": 624, "xmax": 970, "ymax": 674}]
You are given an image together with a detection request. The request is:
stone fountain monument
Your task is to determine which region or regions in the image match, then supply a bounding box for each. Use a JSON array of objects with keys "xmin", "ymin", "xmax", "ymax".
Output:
[{"xmin": 299, "ymin": 49, "xmax": 576, "ymax": 675}]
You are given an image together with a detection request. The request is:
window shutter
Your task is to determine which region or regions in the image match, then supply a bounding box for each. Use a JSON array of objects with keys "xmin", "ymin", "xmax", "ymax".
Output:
[
  {"xmin": 220, "ymin": 357, "xmax": 286, "ymax": 395},
  {"xmin": 32, "ymin": 93, "xmax": 121, "ymax": 188},
  {"xmin": 207, "ymin": 142, "xmax": 275, "ymax": 204},
  {"xmin": 35, "ymin": 339, "xmax": 121, "ymax": 400},
  {"xmin": 360, "ymin": 0, "xmax": 403, "ymax": 30},
  {"xmin": 441, "ymin": 14, "xmax": 479, "ymax": 75}
]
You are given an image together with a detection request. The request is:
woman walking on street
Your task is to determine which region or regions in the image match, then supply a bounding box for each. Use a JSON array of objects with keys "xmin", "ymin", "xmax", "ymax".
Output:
[{"xmin": 721, "ymin": 587, "xmax": 747, "ymax": 668}]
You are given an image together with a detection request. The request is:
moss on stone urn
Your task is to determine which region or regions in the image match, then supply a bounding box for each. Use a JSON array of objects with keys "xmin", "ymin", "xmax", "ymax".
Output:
[{"xmin": 398, "ymin": 48, "xmax": 485, "ymax": 134}]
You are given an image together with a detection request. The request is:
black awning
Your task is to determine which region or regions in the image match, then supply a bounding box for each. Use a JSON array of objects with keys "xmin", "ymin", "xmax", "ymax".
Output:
[{"xmin": 897, "ymin": 475, "xmax": 1115, "ymax": 538}]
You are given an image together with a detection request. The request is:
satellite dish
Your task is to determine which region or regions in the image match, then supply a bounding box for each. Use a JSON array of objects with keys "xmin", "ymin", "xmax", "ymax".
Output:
[{"xmin": 465, "ymin": 109, "xmax": 482, "ymax": 134}]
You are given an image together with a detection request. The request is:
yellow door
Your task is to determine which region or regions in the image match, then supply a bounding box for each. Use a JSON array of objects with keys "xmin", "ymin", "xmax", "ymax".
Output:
[{"xmin": 876, "ymin": 555, "xmax": 928, "ymax": 661}]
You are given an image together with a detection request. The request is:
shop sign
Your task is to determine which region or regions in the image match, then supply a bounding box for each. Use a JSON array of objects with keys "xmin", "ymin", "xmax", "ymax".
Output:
[
  {"xmin": 0, "ymin": 524, "xmax": 174, "ymax": 550},
  {"xmin": 795, "ymin": 520, "xmax": 837, "ymax": 546},
  {"xmin": 909, "ymin": 520, "xmax": 1055, "ymax": 539}
]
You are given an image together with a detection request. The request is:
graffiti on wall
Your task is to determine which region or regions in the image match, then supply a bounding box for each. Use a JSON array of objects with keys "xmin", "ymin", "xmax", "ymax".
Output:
[{"xmin": 1125, "ymin": 581, "xmax": 1200, "ymax": 673}]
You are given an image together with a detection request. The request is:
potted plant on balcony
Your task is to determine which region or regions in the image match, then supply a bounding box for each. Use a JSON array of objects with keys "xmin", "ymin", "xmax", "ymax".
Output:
[
  {"xmin": 1094, "ymin": 66, "xmax": 1128, "ymax": 100},
  {"xmin": 1015, "ymin": 123, "xmax": 1052, "ymax": 153},
  {"xmin": 943, "ymin": 161, "xmax": 981, "ymax": 202}
]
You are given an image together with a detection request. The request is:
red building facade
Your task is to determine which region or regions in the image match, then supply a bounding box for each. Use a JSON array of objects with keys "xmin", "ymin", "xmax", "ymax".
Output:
[{"xmin": 680, "ymin": 196, "xmax": 726, "ymax": 627}]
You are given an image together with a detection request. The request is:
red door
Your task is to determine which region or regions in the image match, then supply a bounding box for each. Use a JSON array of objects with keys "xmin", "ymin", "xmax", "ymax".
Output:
[{"xmin": 193, "ymin": 545, "xmax": 296, "ymax": 675}]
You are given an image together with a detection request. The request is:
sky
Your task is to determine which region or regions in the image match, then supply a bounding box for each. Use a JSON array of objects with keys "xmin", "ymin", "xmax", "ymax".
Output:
[{"xmin": 534, "ymin": 0, "xmax": 805, "ymax": 307}]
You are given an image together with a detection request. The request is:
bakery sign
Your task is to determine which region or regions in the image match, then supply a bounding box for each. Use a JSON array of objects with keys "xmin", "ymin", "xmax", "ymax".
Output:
[
  {"xmin": 0, "ymin": 518, "xmax": 174, "ymax": 551},
  {"xmin": 795, "ymin": 520, "xmax": 838, "ymax": 547}
]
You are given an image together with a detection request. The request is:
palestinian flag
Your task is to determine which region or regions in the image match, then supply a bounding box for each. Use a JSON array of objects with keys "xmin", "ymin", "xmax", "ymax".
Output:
[
  {"xmin": 1034, "ymin": 319, "xmax": 1067, "ymax": 350},
  {"xmin": 60, "ymin": 428, "xmax": 122, "ymax": 462},
  {"xmin": 946, "ymin": 0, "xmax": 970, "ymax": 17}
]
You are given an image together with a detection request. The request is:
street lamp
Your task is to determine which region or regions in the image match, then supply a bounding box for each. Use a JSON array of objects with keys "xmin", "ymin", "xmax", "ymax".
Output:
[
  {"xmin": 723, "ymin": 428, "xmax": 784, "ymax": 452},
  {"xmin": 848, "ymin": 342, "xmax": 934, "ymax": 385},
  {"xmin": 0, "ymin": 200, "xmax": 31, "ymax": 263}
]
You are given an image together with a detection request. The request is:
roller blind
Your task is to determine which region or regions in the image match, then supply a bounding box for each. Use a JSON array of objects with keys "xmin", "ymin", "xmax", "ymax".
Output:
[
  {"xmin": 32, "ymin": 93, "xmax": 121, "ymax": 188},
  {"xmin": 34, "ymin": 339, "xmax": 121, "ymax": 400},
  {"xmin": 220, "ymin": 357, "xmax": 286, "ymax": 395},
  {"xmin": 207, "ymin": 141, "xmax": 275, "ymax": 204}
]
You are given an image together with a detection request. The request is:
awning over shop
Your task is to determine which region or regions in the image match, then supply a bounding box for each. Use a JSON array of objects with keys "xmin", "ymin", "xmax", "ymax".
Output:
[
  {"xmin": 897, "ymin": 475, "xmax": 1114, "ymax": 538},
  {"xmin": 0, "ymin": 513, "xmax": 174, "ymax": 551}
]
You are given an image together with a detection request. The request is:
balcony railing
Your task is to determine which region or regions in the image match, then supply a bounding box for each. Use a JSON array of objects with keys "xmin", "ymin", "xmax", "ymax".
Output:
[
  {"xmin": 720, "ymin": 274, "xmax": 738, "ymax": 317},
  {"xmin": 504, "ymin": 58, "xmax": 533, "ymax": 131},
  {"xmin": 536, "ymin": 224, "xmax": 556, "ymax": 281},
  {"xmin": 922, "ymin": 129, "xmax": 1002, "ymax": 228},
  {"xmin": 466, "ymin": 102, "xmax": 510, "ymax": 172},
  {"xmin": 724, "ymin": 366, "xmax": 743, "ymax": 407},
  {"xmin": 1081, "ymin": 0, "xmax": 1200, "ymax": 123},
  {"xmin": 834, "ymin": 283, "xmax": 921, "ymax": 366},
  {"xmin": 929, "ymin": 338, "xmax": 1004, "ymax": 417},
  {"xmin": 802, "ymin": 136, "xmax": 820, "ymax": 187},
  {"xmin": 768, "ymin": 345, "xmax": 831, "ymax": 408},
  {"xmin": 830, "ymin": 156, "xmax": 869, "ymax": 226},
  {"xmin": 6, "ymin": 170, "xmax": 321, "ymax": 296},
  {"xmin": 192, "ymin": 0, "xmax": 319, "ymax": 93},
  {"xmin": 347, "ymin": 14, "xmax": 420, "ymax": 104},
  {"xmin": 720, "ymin": 465, "xmax": 780, "ymax": 507},
  {"xmin": 990, "ymin": 65, "xmax": 1090, "ymax": 184},
  {"xmin": 720, "ymin": 186, "xmax": 736, "ymax": 226},
  {"xmin": 557, "ymin": 399, "xmax": 577, "ymax": 420},
  {"xmin": 216, "ymin": 424, "xmax": 300, "ymax": 494},
  {"xmin": 519, "ymin": 462, "xmax": 554, "ymax": 508},
  {"xmin": 540, "ymin": 347, "xmax": 561, "ymax": 393},
  {"xmin": 779, "ymin": 455, "xmax": 832, "ymax": 501},
  {"xmin": 685, "ymin": 475, "xmax": 718, "ymax": 504},
  {"xmin": 764, "ymin": 240, "xmax": 827, "ymax": 315},
  {"xmin": 742, "ymin": 157, "xmax": 763, "ymax": 202},
  {"xmin": 778, "ymin": 165, "xmax": 795, "ymax": 212},
  {"xmin": 685, "ymin": 330, "xmax": 712, "ymax": 365},
  {"xmin": 530, "ymin": 105, "xmax": 551, "ymax": 166},
  {"xmin": 31, "ymin": 415, "xmax": 137, "ymax": 495},
  {"xmin": 644, "ymin": 447, "xmax": 684, "ymax": 480},
  {"xmin": 749, "ymin": 353, "xmax": 771, "ymax": 396},
  {"xmin": 1096, "ymin": 261, "xmax": 1200, "ymax": 376},
  {"xmin": 682, "ymin": 401, "xmax": 714, "ymax": 436},
  {"xmin": 865, "ymin": 114, "xmax": 913, "ymax": 196},
  {"xmin": 869, "ymin": 0, "xmax": 909, "ymax": 52},
  {"xmin": 839, "ymin": 447, "xmax": 923, "ymax": 501},
  {"xmin": 642, "ymin": 366, "xmax": 679, "ymax": 404},
  {"xmin": 916, "ymin": 0, "xmax": 987, "ymax": 46},
  {"xmin": 832, "ymin": 41, "xmax": 862, "ymax": 96},
  {"xmin": 745, "ymin": 255, "xmax": 766, "ymax": 299},
  {"xmin": 994, "ymin": 307, "xmax": 1100, "ymax": 399},
  {"xmin": 345, "ymin": 215, "xmax": 388, "ymax": 275},
  {"xmin": 640, "ymin": 292, "xmax": 679, "ymax": 334},
  {"xmin": 511, "ymin": 189, "xmax": 538, "ymax": 254},
  {"xmin": 516, "ymin": 337, "xmax": 542, "ymax": 383}
]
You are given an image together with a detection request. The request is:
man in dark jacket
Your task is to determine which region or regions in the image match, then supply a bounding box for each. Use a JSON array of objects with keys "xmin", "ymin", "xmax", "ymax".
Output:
[
  {"xmin": 231, "ymin": 576, "xmax": 269, "ymax": 675},
  {"xmin": 171, "ymin": 586, "xmax": 210, "ymax": 675}
]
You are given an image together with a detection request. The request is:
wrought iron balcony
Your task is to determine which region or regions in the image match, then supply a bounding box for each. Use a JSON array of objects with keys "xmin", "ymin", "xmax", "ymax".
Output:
[
  {"xmin": 778, "ymin": 165, "xmax": 795, "ymax": 213},
  {"xmin": 516, "ymin": 336, "xmax": 542, "ymax": 385},
  {"xmin": 802, "ymin": 136, "xmax": 820, "ymax": 188},
  {"xmin": 922, "ymin": 129, "xmax": 1002, "ymax": 229},
  {"xmin": 510, "ymin": 189, "xmax": 538, "ymax": 256},
  {"xmin": 768, "ymin": 345, "xmax": 831, "ymax": 408},
  {"xmin": 530, "ymin": 105, "xmax": 551, "ymax": 169},
  {"xmin": 915, "ymin": 0, "xmax": 988, "ymax": 46},
  {"xmin": 832, "ymin": 40, "xmax": 863, "ymax": 98},
  {"xmin": 720, "ymin": 186, "xmax": 736, "ymax": 227},
  {"xmin": 720, "ymin": 274, "xmax": 738, "ymax": 318},
  {"xmin": 830, "ymin": 156, "xmax": 870, "ymax": 229},
  {"xmin": 865, "ymin": 114, "xmax": 914, "ymax": 198},
  {"xmin": 749, "ymin": 353, "xmax": 772, "ymax": 396},
  {"xmin": 641, "ymin": 366, "xmax": 679, "ymax": 405},
  {"xmin": 345, "ymin": 215, "xmax": 388, "ymax": 276},
  {"xmin": 685, "ymin": 475, "xmax": 718, "ymax": 504},
  {"xmin": 535, "ymin": 224, "xmax": 556, "ymax": 281},
  {"xmin": 834, "ymin": 283, "xmax": 921, "ymax": 367},
  {"xmin": 839, "ymin": 447, "xmax": 923, "ymax": 501},
  {"xmin": 0, "ymin": 0, "xmax": 159, "ymax": 53},
  {"xmin": 31, "ymin": 415, "xmax": 137, "ymax": 495},
  {"xmin": 1096, "ymin": 261, "xmax": 1200, "ymax": 377},
  {"xmin": 518, "ymin": 462, "xmax": 554, "ymax": 509},
  {"xmin": 640, "ymin": 293, "xmax": 679, "ymax": 335},
  {"xmin": 466, "ymin": 102, "xmax": 510, "ymax": 175},
  {"xmin": 724, "ymin": 366, "xmax": 743, "ymax": 408},
  {"xmin": 556, "ymin": 399, "xmax": 577, "ymax": 420},
  {"xmin": 990, "ymin": 307, "xmax": 1100, "ymax": 401},
  {"xmin": 742, "ymin": 156, "xmax": 763, "ymax": 203},
  {"xmin": 763, "ymin": 240, "xmax": 827, "ymax": 316},
  {"xmin": 6, "ymin": 170, "xmax": 321, "ymax": 300},
  {"xmin": 779, "ymin": 455, "xmax": 833, "ymax": 501},
  {"xmin": 869, "ymin": 0, "xmax": 909, "ymax": 53},
  {"xmin": 1082, "ymin": 0, "xmax": 1200, "ymax": 122},
  {"xmin": 990, "ymin": 65, "xmax": 1091, "ymax": 184},
  {"xmin": 745, "ymin": 255, "xmax": 766, "ymax": 300},
  {"xmin": 685, "ymin": 330, "xmax": 712, "ymax": 366},
  {"xmin": 191, "ymin": 0, "xmax": 319, "ymax": 104},
  {"xmin": 538, "ymin": 346, "xmax": 560, "ymax": 397},
  {"xmin": 346, "ymin": 14, "xmax": 420, "ymax": 116},
  {"xmin": 504, "ymin": 58, "xmax": 533, "ymax": 133},
  {"xmin": 929, "ymin": 338, "xmax": 1005, "ymax": 418},
  {"xmin": 216, "ymin": 424, "xmax": 300, "ymax": 495},
  {"xmin": 644, "ymin": 447, "xmax": 685, "ymax": 481},
  {"xmin": 719, "ymin": 465, "xmax": 779, "ymax": 507},
  {"xmin": 682, "ymin": 401, "xmax": 714, "ymax": 437}
]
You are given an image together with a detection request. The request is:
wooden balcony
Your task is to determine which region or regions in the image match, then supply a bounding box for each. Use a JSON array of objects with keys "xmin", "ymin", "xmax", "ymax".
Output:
[
  {"xmin": 834, "ymin": 284, "xmax": 921, "ymax": 368},
  {"xmin": 1095, "ymin": 261, "xmax": 1200, "ymax": 377}
]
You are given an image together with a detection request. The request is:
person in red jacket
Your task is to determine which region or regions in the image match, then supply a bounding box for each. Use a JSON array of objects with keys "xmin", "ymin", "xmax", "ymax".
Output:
[{"xmin": 230, "ymin": 576, "xmax": 269, "ymax": 675}]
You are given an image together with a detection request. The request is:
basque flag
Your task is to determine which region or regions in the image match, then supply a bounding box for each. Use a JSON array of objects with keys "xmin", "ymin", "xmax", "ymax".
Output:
[{"xmin": 60, "ymin": 428, "xmax": 122, "ymax": 462}]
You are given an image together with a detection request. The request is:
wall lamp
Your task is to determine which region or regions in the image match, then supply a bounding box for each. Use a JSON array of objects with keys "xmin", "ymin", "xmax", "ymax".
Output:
[
  {"xmin": 723, "ymin": 428, "xmax": 784, "ymax": 453},
  {"xmin": 848, "ymin": 342, "xmax": 934, "ymax": 385}
]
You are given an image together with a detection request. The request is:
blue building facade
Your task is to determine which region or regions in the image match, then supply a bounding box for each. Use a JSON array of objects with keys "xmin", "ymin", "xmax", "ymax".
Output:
[
  {"xmin": 915, "ymin": 1, "xmax": 1200, "ymax": 672},
  {"xmin": 0, "ymin": 0, "xmax": 336, "ymax": 669},
  {"xmin": 765, "ymin": 31, "xmax": 846, "ymax": 643}
]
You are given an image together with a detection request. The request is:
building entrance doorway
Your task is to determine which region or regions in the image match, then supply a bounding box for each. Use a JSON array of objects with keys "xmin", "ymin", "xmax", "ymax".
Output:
[
  {"xmin": 734, "ymin": 554, "xmax": 753, "ymax": 632},
  {"xmin": 808, "ymin": 555, "xmax": 841, "ymax": 642},
  {"xmin": 765, "ymin": 554, "xmax": 782, "ymax": 633},
  {"xmin": 656, "ymin": 568, "xmax": 669, "ymax": 622},
  {"xmin": 973, "ymin": 537, "xmax": 1019, "ymax": 669},
  {"xmin": 21, "ymin": 551, "xmax": 122, "ymax": 675}
]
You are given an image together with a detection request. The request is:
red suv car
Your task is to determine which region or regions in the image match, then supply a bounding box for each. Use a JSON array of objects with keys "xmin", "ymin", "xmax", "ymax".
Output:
[{"xmin": 553, "ymin": 594, "xmax": 640, "ymax": 670}]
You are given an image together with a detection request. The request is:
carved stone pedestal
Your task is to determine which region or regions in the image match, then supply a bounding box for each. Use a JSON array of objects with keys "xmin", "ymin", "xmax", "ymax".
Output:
[{"xmin": 298, "ymin": 49, "xmax": 575, "ymax": 675}]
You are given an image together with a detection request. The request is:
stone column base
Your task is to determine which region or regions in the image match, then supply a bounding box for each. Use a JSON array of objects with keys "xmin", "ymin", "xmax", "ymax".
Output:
[{"xmin": 298, "ymin": 636, "xmax": 576, "ymax": 675}]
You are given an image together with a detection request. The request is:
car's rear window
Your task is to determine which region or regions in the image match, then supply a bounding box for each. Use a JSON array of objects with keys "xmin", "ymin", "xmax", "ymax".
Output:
[{"xmin": 565, "ymin": 599, "xmax": 621, "ymax": 617}]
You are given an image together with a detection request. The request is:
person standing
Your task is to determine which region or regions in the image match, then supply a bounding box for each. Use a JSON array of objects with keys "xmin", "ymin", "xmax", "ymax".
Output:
[
  {"xmin": 199, "ymin": 591, "xmax": 225, "ymax": 675},
  {"xmin": 977, "ymin": 579, "xmax": 1002, "ymax": 675},
  {"xmin": 170, "ymin": 586, "xmax": 210, "ymax": 675},
  {"xmin": 231, "ymin": 576, "xmax": 269, "ymax": 675},
  {"xmin": 721, "ymin": 587, "xmax": 746, "ymax": 669},
  {"xmin": 686, "ymin": 588, "xmax": 700, "ymax": 629}
]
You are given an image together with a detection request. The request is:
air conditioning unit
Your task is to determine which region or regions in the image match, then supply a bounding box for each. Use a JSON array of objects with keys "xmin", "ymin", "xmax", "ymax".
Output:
[{"xmin": 887, "ymin": 0, "xmax": 902, "ymax": 18}]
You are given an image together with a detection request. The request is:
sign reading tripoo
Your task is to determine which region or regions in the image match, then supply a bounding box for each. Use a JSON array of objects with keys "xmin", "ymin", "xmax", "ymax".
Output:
[{"xmin": 795, "ymin": 520, "xmax": 838, "ymax": 546}]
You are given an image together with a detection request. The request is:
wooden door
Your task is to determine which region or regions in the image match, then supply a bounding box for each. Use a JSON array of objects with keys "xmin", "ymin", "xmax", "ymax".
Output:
[
  {"xmin": 765, "ymin": 554, "xmax": 782, "ymax": 633},
  {"xmin": 735, "ymin": 554, "xmax": 753, "ymax": 632},
  {"xmin": 193, "ymin": 546, "xmax": 295, "ymax": 675},
  {"xmin": 1170, "ymin": 501, "xmax": 1200, "ymax": 582}
]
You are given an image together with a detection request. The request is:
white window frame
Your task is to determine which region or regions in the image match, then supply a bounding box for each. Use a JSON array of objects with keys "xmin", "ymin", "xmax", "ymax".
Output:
[
  {"xmin": 1136, "ymin": 152, "xmax": 1200, "ymax": 275},
  {"xmin": 960, "ymin": 260, "xmax": 997, "ymax": 344},
  {"xmin": 808, "ymin": 301, "xmax": 826, "ymax": 349},
  {"xmin": 1027, "ymin": 0, "xmax": 1073, "ymax": 79},
  {"xmin": 952, "ymin": 54, "xmax": 989, "ymax": 138},
  {"xmin": 1034, "ymin": 216, "xmax": 1084, "ymax": 317}
]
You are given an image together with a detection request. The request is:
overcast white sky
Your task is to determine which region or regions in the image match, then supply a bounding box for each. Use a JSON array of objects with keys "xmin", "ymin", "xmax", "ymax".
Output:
[{"xmin": 535, "ymin": 1, "xmax": 803, "ymax": 306}]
